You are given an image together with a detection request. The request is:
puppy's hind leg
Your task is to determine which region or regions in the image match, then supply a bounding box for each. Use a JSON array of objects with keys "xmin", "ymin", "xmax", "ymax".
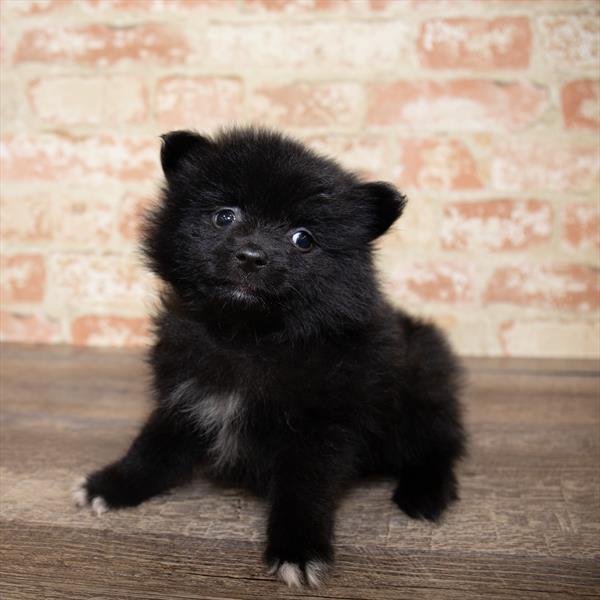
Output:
[
  {"xmin": 390, "ymin": 315, "xmax": 466, "ymax": 522},
  {"xmin": 391, "ymin": 451, "xmax": 460, "ymax": 522}
]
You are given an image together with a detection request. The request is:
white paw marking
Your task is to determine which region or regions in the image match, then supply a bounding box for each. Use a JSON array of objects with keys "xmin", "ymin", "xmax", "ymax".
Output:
[
  {"xmin": 277, "ymin": 562, "xmax": 303, "ymax": 588},
  {"xmin": 72, "ymin": 478, "xmax": 88, "ymax": 507},
  {"xmin": 72, "ymin": 477, "xmax": 109, "ymax": 516},
  {"xmin": 91, "ymin": 496, "xmax": 108, "ymax": 516},
  {"xmin": 305, "ymin": 560, "xmax": 328, "ymax": 588},
  {"xmin": 269, "ymin": 560, "xmax": 329, "ymax": 587}
]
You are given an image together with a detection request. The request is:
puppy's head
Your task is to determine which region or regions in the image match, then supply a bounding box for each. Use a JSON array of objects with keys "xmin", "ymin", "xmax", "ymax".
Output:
[{"xmin": 144, "ymin": 127, "xmax": 406, "ymax": 328}]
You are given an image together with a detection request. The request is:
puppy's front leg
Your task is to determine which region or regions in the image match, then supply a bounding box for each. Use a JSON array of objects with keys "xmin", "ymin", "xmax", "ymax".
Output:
[
  {"xmin": 74, "ymin": 408, "xmax": 202, "ymax": 514},
  {"xmin": 265, "ymin": 426, "xmax": 355, "ymax": 588}
]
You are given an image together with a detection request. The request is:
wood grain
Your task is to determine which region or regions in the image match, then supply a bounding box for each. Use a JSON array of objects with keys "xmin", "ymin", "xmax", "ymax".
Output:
[{"xmin": 1, "ymin": 343, "xmax": 599, "ymax": 599}]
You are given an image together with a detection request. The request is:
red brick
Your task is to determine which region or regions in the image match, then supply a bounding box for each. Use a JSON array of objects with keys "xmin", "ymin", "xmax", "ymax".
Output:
[
  {"xmin": 386, "ymin": 262, "xmax": 476, "ymax": 304},
  {"xmin": 0, "ymin": 254, "xmax": 45, "ymax": 303},
  {"xmin": 48, "ymin": 254, "xmax": 153, "ymax": 308},
  {"xmin": 0, "ymin": 134, "xmax": 159, "ymax": 182},
  {"xmin": 561, "ymin": 80, "xmax": 600, "ymax": 130},
  {"xmin": 243, "ymin": 0, "xmax": 396, "ymax": 12},
  {"xmin": 0, "ymin": 192, "xmax": 116, "ymax": 246},
  {"xmin": 0, "ymin": 195, "xmax": 53, "ymax": 242},
  {"xmin": 243, "ymin": 0, "xmax": 346, "ymax": 12},
  {"xmin": 484, "ymin": 265, "xmax": 600, "ymax": 311},
  {"xmin": 3, "ymin": 0, "xmax": 68, "ymax": 14},
  {"xmin": 54, "ymin": 196, "xmax": 116, "ymax": 246},
  {"xmin": 379, "ymin": 197, "xmax": 437, "ymax": 248},
  {"xmin": 410, "ymin": 0, "xmax": 525, "ymax": 7},
  {"xmin": 442, "ymin": 200, "xmax": 552, "ymax": 251},
  {"xmin": 28, "ymin": 77, "xmax": 148, "ymax": 126},
  {"xmin": 1, "ymin": 69, "xmax": 18, "ymax": 117},
  {"xmin": 0, "ymin": 312, "xmax": 62, "ymax": 344},
  {"xmin": 84, "ymin": 0, "xmax": 229, "ymax": 10},
  {"xmin": 563, "ymin": 203, "xmax": 600, "ymax": 251},
  {"xmin": 412, "ymin": 0, "xmax": 598, "ymax": 8},
  {"xmin": 369, "ymin": 0, "xmax": 394, "ymax": 10},
  {"xmin": 394, "ymin": 138, "xmax": 482, "ymax": 190},
  {"xmin": 498, "ymin": 319, "xmax": 600, "ymax": 359},
  {"xmin": 156, "ymin": 77, "xmax": 243, "ymax": 130},
  {"xmin": 71, "ymin": 315, "xmax": 150, "ymax": 347},
  {"xmin": 538, "ymin": 16, "xmax": 599, "ymax": 71},
  {"xmin": 303, "ymin": 134, "xmax": 388, "ymax": 179},
  {"xmin": 367, "ymin": 80, "xmax": 547, "ymax": 131},
  {"xmin": 118, "ymin": 193, "xmax": 155, "ymax": 241},
  {"xmin": 15, "ymin": 24, "xmax": 188, "ymax": 66},
  {"xmin": 488, "ymin": 140, "xmax": 599, "ymax": 192},
  {"xmin": 204, "ymin": 21, "xmax": 410, "ymax": 71},
  {"xmin": 250, "ymin": 82, "xmax": 362, "ymax": 127},
  {"xmin": 418, "ymin": 17, "xmax": 531, "ymax": 70}
]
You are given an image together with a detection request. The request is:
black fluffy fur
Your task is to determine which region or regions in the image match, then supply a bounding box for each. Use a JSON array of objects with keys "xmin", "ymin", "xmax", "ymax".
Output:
[{"xmin": 80, "ymin": 127, "xmax": 465, "ymax": 587}]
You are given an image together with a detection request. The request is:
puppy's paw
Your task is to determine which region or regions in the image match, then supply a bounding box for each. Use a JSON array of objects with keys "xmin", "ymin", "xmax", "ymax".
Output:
[
  {"xmin": 267, "ymin": 559, "xmax": 330, "ymax": 588},
  {"xmin": 265, "ymin": 534, "xmax": 333, "ymax": 588},
  {"xmin": 72, "ymin": 477, "xmax": 110, "ymax": 516},
  {"xmin": 72, "ymin": 463, "xmax": 142, "ymax": 513},
  {"xmin": 393, "ymin": 470, "xmax": 458, "ymax": 522}
]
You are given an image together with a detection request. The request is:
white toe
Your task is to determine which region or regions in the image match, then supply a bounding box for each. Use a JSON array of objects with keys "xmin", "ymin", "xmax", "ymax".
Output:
[
  {"xmin": 277, "ymin": 562, "xmax": 302, "ymax": 588},
  {"xmin": 91, "ymin": 496, "xmax": 108, "ymax": 516},
  {"xmin": 305, "ymin": 560, "xmax": 328, "ymax": 588},
  {"xmin": 72, "ymin": 479, "xmax": 88, "ymax": 507}
]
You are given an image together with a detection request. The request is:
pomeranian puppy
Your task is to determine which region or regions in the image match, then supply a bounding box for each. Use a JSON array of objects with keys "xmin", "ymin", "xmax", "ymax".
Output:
[{"xmin": 74, "ymin": 127, "xmax": 465, "ymax": 588}]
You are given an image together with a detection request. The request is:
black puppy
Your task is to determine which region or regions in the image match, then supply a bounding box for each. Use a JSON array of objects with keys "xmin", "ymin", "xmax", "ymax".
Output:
[{"xmin": 74, "ymin": 127, "xmax": 465, "ymax": 588}]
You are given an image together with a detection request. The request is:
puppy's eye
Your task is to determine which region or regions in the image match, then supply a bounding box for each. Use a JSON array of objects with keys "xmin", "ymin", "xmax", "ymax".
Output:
[
  {"xmin": 213, "ymin": 208, "xmax": 236, "ymax": 228},
  {"xmin": 291, "ymin": 229, "xmax": 315, "ymax": 252}
]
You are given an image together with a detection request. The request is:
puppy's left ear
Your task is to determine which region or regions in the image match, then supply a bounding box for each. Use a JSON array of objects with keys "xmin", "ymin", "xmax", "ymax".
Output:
[
  {"xmin": 160, "ymin": 130, "xmax": 213, "ymax": 182},
  {"xmin": 358, "ymin": 181, "xmax": 407, "ymax": 239}
]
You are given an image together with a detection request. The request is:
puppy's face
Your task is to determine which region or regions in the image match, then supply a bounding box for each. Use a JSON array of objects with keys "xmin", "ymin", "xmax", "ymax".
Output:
[{"xmin": 145, "ymin": 129, "xmax": 405, "ymax": 316}]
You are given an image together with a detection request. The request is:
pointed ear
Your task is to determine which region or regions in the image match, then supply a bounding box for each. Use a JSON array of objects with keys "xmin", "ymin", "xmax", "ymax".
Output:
[
  {"xmin": 160, "ymin": 130, "xmax": 213, "ymax": 181},
  {"xmin": 357, "ymin": 181, "xmax": 407, "ymax": 239}
]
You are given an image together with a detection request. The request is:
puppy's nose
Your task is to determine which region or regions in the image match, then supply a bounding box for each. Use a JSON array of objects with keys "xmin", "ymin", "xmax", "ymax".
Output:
[{"xmin": 235, "ymin": 245, "xmax": 268, "ymax": 272}]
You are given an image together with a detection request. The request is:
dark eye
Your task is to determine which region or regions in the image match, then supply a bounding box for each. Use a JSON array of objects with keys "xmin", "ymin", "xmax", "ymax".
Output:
[
  {"xmin": 213, "ymin": 208, "xmax": 236, "ymax": 228},
  {"xmin": 291, "ymin": 229, "xmax": 315, "ymax": 252}
]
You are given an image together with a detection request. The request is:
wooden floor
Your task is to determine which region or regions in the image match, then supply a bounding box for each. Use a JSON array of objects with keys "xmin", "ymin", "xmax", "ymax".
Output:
[{"xmin": 0, "ymin": 344, "xmax": 598, "ymax": 600}]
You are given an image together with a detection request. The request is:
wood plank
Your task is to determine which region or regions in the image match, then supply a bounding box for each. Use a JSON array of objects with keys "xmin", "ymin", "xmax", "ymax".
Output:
[
  {"xmin": 1, "ymin": 417, "xmax": 597, "ymax": 559},
  {"xmin": 1, "ymin": 521, "xmax": 599, "ymax": 600},
  {"xmin": 1, "ymin": 343, "xmax": 599, "ymax": 599}
]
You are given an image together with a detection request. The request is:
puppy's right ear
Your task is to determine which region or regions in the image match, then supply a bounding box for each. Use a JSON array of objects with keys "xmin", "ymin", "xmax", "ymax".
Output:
[
  {"xmin": 356, "ymin": 181, "xmax": 407, "ymax": 240},
  {"xmin": 160, "ymin": 130, "xmax": 213, "ymax": 181}
]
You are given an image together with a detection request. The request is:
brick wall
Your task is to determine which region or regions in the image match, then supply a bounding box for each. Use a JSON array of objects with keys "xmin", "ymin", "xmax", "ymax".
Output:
[{"xmin": 1, "ymin": 0, "xmax": 598, "ymax": 358}]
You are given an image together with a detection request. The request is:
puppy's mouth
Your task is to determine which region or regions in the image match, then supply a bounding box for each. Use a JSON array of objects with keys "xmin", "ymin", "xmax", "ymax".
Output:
[
  {"xmin": 231, "ymin": 287, "xmax": 261, "ymax": 302},
  {"xmin": 211, "ymin": 267, "xmax": 286, "ymax": 307},
  {"xmin": 216, "ymin": 280, "xmax": 268, "ymax": 306}
]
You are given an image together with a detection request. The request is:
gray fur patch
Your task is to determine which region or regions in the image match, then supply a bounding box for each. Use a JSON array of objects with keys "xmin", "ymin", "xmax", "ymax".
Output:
[
  {"xmin": 170, "ymin": 381, "xmax": 244, "ymax": 471},
  {"xmin": 195, "ymin": 393, "xmax": 243, "ymax": 470}
]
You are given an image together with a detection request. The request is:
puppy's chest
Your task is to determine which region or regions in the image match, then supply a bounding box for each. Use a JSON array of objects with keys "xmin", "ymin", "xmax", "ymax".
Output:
[
  {"xmin": 192, "ymin": 393, "xmax": 245, "ymax": 471},
  {"xmin": 173, "ymin": 349, "xmax": 340, "ymax": 468}
]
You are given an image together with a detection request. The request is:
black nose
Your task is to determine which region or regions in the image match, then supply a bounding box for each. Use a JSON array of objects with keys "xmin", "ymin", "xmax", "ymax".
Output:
[{"xmin": 235, "ymin": 245, "xmax": 268, "ymax": 272}]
